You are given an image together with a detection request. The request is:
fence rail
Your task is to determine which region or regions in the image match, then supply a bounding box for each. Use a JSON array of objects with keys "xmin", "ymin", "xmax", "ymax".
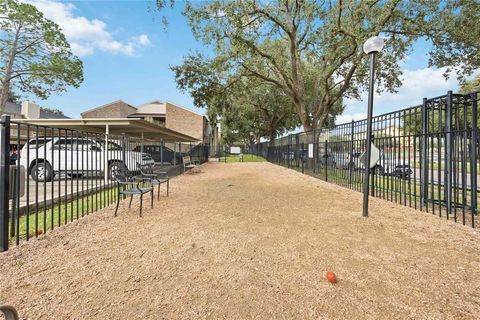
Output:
[
  {"xmin": 0, "ymin": 118, "xmax": 209, "ymax": 251},
  {"xmin": 253, "ymin": 90, "xmax": 479, "ymax": 228}
]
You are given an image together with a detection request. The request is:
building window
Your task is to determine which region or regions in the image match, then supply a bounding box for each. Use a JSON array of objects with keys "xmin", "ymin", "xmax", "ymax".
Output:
[{"xmin": 153, "ymin": 117, "xmax": 165, "ymax": 127}]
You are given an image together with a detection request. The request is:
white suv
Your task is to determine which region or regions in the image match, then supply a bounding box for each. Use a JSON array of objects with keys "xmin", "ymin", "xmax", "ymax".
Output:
[{"xmin": 19, "ymin": 137, "xmax": 155, "ymax": 182}]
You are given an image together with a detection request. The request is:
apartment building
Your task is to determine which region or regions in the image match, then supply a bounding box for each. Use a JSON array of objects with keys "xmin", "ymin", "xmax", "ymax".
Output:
[{"xmin": 81, "ymin": 100, "xmax": 221, "ymax": 153}]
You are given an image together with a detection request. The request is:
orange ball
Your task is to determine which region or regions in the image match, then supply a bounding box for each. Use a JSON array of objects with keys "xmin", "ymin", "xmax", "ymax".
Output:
[{"xmin": 326, "ymin": 271, "xmax": 337, "ymax": 283}]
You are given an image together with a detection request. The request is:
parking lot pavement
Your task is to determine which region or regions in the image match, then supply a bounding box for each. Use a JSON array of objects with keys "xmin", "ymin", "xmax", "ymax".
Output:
[{"xmin": 11, "ymin": 176, "xmax": 109, "ymax": 214}]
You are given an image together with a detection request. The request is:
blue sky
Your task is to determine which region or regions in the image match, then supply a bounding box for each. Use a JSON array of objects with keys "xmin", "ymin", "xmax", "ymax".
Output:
[
  {"xmin": 24, "ymin": 0, "xmax": 471, "ymax": 123},
  {"xmin": 25, "ymin": 0, "xmax": 207, "ymax": 118}
]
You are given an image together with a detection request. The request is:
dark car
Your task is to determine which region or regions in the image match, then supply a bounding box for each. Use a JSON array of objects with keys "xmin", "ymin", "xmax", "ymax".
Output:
[
  {"xmin": 375, "ymin": 154, "xmax": 412, "ymax": 179},
  {"xmin": 138, "ymin": 145, "xmax": 183, "ymax": 165},
  {"xmin": 343, "ymin": 152, "xmax": 362, "ymax": 170},
  {"xmin": 320, "ymin": 153, "xmax": 336, "ymax": 168}
]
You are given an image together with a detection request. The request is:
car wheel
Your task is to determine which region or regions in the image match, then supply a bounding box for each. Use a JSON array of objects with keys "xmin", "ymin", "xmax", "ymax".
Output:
[
  {"xmin": 31, "ymin": 162, "xmax": 53, "ymax": 182},
  {"xmin": 108, "ymin": 161, "xmax": 127, "ymax": 180}
]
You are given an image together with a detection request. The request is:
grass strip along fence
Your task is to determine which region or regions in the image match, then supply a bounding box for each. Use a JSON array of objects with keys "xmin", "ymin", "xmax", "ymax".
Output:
[
  {"xmin": 0, "ymin": 118, "xmax": 209, "ymax": 251},
  {"xmin": 253, "ymin": 90, "xmax": 480, "ymax": 228}
]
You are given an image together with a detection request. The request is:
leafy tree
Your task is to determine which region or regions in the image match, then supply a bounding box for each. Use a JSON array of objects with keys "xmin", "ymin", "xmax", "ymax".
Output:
[
  {"xmin": 163, "ymin": 0, "xmax": 480, "ymax": 132},
  {"xmin": 172, "ymin": 54, "xmax": 301, "ymax": 146},
  {"xmin": 40, "ymin": 106, "xmax": 65, "ymax": 116},
  {"xmin": 6, "ymin": 86, "xmax": 20, "ymax": 103},
  {"xmin": 0, "ymin": 0, "xmax": 83, "ymax": 114},
  {"xmin": 459, "ymin": 75, "xmax": 480, "ymax": 94},
  {"xmin": 225, "ymin": 78, "xmax": 300, "ymax": 146},
  {"xmin": 170, "ymin": 53, "xmax": 230, "ymax": 126}
]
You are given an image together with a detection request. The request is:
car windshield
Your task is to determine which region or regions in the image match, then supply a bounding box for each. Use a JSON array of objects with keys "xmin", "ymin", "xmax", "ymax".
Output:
[
  {"xmin": 25, "ymin": 138, "xmax": 51, "ymax": 149},
  {"xmin": 96, "ymin": 140, "xmax": 122, "ymax": 151}
]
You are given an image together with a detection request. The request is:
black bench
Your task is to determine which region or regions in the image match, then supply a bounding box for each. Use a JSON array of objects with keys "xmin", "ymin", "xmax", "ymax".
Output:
[{"xmin": 182, "ymin": 155, "xmax": 199, "ymax": 172}]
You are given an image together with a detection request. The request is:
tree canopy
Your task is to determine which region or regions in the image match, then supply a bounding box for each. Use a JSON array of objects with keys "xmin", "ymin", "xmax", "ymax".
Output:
[
  {"xmin": 0, "ymin": 0, "xmax": 83, "ymax": 114},
  {"xmin": 162, "ymin": 0, "xmax": 480, "ymax": 136},
  {"xmin": 459, "ymin": 75, "xmax": 480, "ymax": 94},
  {"xmin": 172, "ymin": 54, "xmax": 300, "ymax": 145}
]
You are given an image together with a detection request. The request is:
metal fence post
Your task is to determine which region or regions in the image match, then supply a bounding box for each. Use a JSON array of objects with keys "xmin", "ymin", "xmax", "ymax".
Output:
[
  {"xmin": 470, "ymin": 92, "xmax": 478, "ymax": 223},
  {"xmin": 312, "ymin": 129, "xmax": 316, "ymax": 173},
  {"xmin": 160, "ymin": 139, "xmax": 164, "ymax": 171},
  {"xmin": 104, "ymin": 125, "xmax": 109, "ymax": 184},
  {"xmin": 173, "ymin": 143, "xmax": 177, "ymax": 166},
  {"xmin": 0, "ymin": 115, "xmax": 11, "ymax": 252},
  {"xmin": 295, "ymin": 134, "xmax": 300, "ymax": 168},
  {"xmin": 301, "ymin": 142, "xmax": 305, "ymax": 174},
  {"xmin": 287, "ymin": 135, "xmax": 291, "ymax": 168},
  {"xmin": 121, "ymin": 133, "xmax": 126, "ymax": 166},
  {"xmin": 325, "ymin": 140, "xmax": 328, "ymax": 182},
  {"xmin": 445, "ymin": 91, "xmax": 453, "ymax": 218},
  {"xmin": 349, "ymin": 120, "xmax": 355, "ymax": 185},
  {"xmin": 371, "ymin": 134, "xmax": 375, "ymax": 197},
  {"xmin": 420, "ymin": 98, "xmax": 428, "ymax": 208}
]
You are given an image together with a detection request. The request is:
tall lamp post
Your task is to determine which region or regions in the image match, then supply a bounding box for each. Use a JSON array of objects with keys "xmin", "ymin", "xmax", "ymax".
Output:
[{"xmin": 362, "ymin": 36, "xmax": 385, "ymax": 218}]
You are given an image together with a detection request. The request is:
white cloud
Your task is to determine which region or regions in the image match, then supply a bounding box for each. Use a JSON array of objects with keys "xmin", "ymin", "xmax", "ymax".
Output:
[
  {"xmin": 339, "ymin": 67, "xmax": 464, "ymax": 125},
  {"xmin": 136, "ymin": 34, "xmax": 150, "ymax": 46},
  {"xmin": 23, "ymin": 0, "xmax": 150, "ymax": 57},
  {"xmin": 335, "ymin": 113, "xmax": 368, "ymax": 125}
]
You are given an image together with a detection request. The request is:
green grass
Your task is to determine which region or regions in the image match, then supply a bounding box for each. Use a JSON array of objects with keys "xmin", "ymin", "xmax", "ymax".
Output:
[
  {"xmin": 290, "ymin": 164, "xmax": 479, "ymax": 211},
  {"xmin": 224, "ymin": 154, "xmax": 266, "ymax": 163},
  {"xmin": 12, "ymin": 186, "xmax": 119, "ymax": 241}
]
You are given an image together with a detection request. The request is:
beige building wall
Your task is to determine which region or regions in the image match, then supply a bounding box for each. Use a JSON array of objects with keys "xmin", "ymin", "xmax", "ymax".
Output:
[
  {"xmin": 81, "ymin": 101, "xmax": 137, "ymax": 119},
  {"xmin": 165, "ymin": 102, "xmax": 204, "ymax": 141}
]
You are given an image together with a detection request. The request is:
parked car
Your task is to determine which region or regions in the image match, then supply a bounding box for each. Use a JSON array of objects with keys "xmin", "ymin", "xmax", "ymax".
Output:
[
  {"xmin": 138, "ymin": 145, "xmax": 183, "ymax": 165},
  {"xmin": 320, "ymin": 153, "xmax": 337, "ymax": 168},
  {"xmin": 297, "ymin": 149, "xmax": 308, "ymax": 163},
  {"xmin": 343, "ymin": 152, "xmax": 363, "ymax": 171},
  {"xmin": 283, "ymin": 151, "xmax": 295, "ymax": 160},
  {"xmin": 375, "ymin": 154, "xmax": 412, "ymax": 179},
  {"xmin": 331, "ymin": 153, "xmax": 348, "ymax": 169},
  {"xmin": 342, "ymin": 150, "xmax": 412, "ymax": 178},
  {"xmin": 19, "ymin": 137, "xmax": 154, "ymax": 182}
]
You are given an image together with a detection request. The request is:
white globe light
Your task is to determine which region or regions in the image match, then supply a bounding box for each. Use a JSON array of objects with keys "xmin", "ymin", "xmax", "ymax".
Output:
[{"xmin": 363, "ymin": 36, "xmax": 385, "ymax": 54}]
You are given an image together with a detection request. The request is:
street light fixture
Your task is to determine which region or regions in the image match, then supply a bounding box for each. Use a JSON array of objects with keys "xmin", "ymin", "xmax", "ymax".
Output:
[{"xmin": 362, "ymin": 36, "xmax": 385, "ymax": 218}]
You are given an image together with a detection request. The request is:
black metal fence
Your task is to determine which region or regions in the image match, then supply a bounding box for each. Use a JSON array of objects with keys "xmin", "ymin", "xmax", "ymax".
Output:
[
  {"xmin": 0, "ymin": 118, "xmax": 209, "ymax": 251},
  {"xmin": 253, "ymin": 90, "xmax": 479, "ymax": 228}
]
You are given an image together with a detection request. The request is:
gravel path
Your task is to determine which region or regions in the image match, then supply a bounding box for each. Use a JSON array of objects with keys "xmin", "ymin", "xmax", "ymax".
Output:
[{"xmin": 1, "ymin": 162, "xmax": 479, "ymax": 319}]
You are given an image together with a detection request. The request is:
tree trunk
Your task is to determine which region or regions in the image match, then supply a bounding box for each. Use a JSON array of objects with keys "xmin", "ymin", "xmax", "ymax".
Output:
[
  {"xmin": 0, "ymin": 26, "xmax": 21, "ymax": 115},
  {"xmin": 0, "ymin": 81, "xmax": 10, "ymax": 115},
  {"xmin": 293, "ymin": 97, "xmax": 312, "ymax": 132},
  {"xmin": 268, "ymin": 131, "xmax": 276, "ymax": 147}
]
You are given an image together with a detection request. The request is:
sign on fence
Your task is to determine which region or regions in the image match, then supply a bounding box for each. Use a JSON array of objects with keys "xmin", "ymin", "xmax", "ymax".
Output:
[
  {"xmin": 308, "ymin": 144, "xmax": 313, "ymax": 158},
  {"xmin": 359, "ymin": 143, "xmax": 380, "ymax": 169},
  {"xmin": 230, "ymin": 146, "xmax": 241, "ymax": 154}
]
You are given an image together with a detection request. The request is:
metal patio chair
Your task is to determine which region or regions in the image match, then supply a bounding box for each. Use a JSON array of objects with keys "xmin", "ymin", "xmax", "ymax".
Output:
[
  {"xmin": 114, "ymin": 170, "xmax": 153, "ymax": 217},
  {"xmin": 137, "ymin": 163, "xmax": 169, "ymax": 200}
]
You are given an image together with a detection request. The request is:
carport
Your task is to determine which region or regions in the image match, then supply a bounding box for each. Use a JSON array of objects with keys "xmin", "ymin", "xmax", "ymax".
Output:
[{"xmin": 13, "ymin": 118, "xmax": 199, "ymax": 182}]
